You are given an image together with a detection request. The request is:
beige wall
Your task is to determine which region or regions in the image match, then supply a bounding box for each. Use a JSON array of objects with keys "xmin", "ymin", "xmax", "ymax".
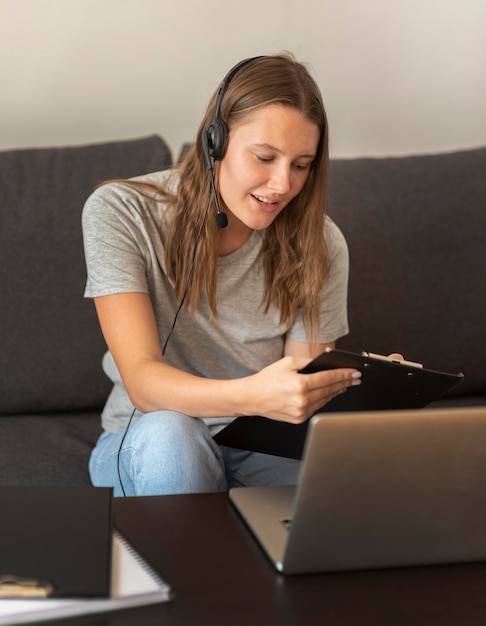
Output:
[{"xmin": 1, "ymin": 0, "xmax": 485, "ymax": 158}]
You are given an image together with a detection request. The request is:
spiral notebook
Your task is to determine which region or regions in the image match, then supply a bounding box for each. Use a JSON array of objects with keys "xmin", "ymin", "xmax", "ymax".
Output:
[
  {"xmin": 0, "ymin": 486, "xmax": 172, "ymax": 624},
  {"xmin": 0, "ymin": 531, "xmax": 173, "ymax": 624}
]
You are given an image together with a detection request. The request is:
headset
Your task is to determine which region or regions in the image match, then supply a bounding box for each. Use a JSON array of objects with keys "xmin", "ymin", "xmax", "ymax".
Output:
[
  {"xmin": 203, "ymin": 55, "xmax": 264, "ymax": 228},
  {"xmin": 117, "ymin": 56, "xmax": 265, "ymax": 495}
]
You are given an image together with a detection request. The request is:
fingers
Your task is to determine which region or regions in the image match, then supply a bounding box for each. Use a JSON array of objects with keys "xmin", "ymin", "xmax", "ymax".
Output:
[
  {"xmin": 307, "ymin": 367, "xmax": 361, "ymax": 391},
  {"xmin": 254, "ymin": 358, "xmax": 362, "ymax": 425},
  {"xmin": 282, "ymin": 368, "xmax": 361, "ymax": 424},
  {"xmin": 305, "ymin": 368, "xmax": 361, "ymax": 415}
]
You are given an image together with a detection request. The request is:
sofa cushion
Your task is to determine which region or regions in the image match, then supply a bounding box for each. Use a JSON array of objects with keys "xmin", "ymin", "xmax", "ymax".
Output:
[
  {"xmin": 0, "ymin": 135, "xmax": 172, "ymax": 415},
  {"xmin": 0, "ymin": 412, "xmax": 102, "ymax": 485},
  {"xmin": 329, "ymin": 146, "xmax": 486, "ymax": 399}
]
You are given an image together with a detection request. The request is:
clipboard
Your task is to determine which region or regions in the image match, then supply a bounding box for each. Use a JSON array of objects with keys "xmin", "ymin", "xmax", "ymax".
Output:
[
  {"xmin": 214, "ymin": 348, "xmax": 464, "ymax": 459},
  {"xmin": 0, "ymin": 486, "xmax": 113, "ymax": 599}
]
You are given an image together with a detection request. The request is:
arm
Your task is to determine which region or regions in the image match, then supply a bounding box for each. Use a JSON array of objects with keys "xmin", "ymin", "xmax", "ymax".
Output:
[
  {"xmin": 284, "ymin": 337, "xmax": 335, "ymax": 359},
  {"xmin": 94, "ymin": 293, "xmax": 360, "ymax": 424}
]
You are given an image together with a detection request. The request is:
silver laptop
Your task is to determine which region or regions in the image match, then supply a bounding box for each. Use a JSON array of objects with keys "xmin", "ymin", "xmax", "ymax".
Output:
[{"xmin": 229, "ymin": 407, "xmax": 486, "ymax": 574}]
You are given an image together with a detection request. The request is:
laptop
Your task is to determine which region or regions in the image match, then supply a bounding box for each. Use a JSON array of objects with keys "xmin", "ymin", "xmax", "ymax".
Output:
[{"xmin": 229, "ymin": 407, "xmax": 486, "ymax": 574}]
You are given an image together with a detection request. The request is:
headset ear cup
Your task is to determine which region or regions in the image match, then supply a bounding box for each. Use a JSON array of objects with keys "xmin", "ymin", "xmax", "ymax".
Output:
[
  {"xmin": 205, "ymin": 56, "xmax": 263, "ymax": 162},
  {"xmin": 207, "ymin": 119, "xmax": 228, "ymax": 161}
]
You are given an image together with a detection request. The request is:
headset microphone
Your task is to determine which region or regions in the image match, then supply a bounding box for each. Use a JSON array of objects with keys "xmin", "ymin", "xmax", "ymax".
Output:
[
  {"xmin": 203, "ymin": 55, "xmax": 264, "ymax": 229},
  {"xmin": 215, "ymin": 207, "xmax": 228, "ymax": 229},
  {"xmin": 202, "ymin": 131, "xmax": 228, "ymax": 228},
  {"xmin": 118, "ymin": 57, "xmax": 266, "ymax": 495}
]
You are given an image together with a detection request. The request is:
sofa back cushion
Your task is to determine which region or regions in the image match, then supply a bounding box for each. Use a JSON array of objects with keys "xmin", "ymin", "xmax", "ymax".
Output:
[
  {"xmin": 329, "ymin": 146, "xmax": 486, "ymax": 398},
  {"xmin": 0, "ymin": 135, "xmax": 172, "ymax": 415}
]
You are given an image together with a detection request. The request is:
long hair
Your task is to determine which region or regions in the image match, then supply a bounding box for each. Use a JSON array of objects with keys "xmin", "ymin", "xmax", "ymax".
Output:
[{"xmin": 146, "ymin": 53, "xmax": 330, "ymax": 345}]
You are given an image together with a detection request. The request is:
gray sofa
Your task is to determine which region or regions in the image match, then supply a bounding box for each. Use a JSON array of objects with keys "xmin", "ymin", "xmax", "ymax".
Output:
[{"xmin": 1, "ymin": 136, "xmax": 485, "ymax": 486}]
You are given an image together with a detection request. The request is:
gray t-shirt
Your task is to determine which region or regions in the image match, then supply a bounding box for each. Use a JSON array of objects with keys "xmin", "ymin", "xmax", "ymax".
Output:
[{"xmin": 82, "ymin": 169, "xmax": 349, "ymax": 432}]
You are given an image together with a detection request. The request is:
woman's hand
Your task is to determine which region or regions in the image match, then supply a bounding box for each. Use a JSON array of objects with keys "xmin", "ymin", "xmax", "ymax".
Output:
[
  {"xmin": 94, "ymin": 293, "xmax": 363, "ymax": 422},
  {"xmin": 246, "ymin": 356, "xmax": 361, "ymax": 424}
]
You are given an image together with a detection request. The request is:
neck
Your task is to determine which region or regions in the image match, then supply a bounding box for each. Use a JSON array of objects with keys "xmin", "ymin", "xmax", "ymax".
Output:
[{"xmin": 217, "ymin": 222, "xmax": 253, "ymax": 256}]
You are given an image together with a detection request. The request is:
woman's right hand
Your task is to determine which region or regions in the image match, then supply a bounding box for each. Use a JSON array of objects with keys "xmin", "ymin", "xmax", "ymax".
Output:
[
  {"xmin": 245, "ymin": 356, "xmax": 361, "ymax": 424},
  {"xmin": 93, "ymin": 293, "xmax": 361, "ymax": 422}
]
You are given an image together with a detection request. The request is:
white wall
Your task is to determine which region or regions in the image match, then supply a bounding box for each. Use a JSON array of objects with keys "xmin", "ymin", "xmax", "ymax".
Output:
[{"xmin": 1, "ymin": 0, "xmax": 485, "ymax": 158}]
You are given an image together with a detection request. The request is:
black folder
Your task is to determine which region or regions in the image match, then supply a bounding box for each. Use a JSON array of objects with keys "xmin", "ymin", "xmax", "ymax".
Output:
[
  {"xmin": 0, "ymin": 486, "xmax": 113, "ymax": 598},
  {"xmin": 214, "ymin": 349, "xmax": 464, "ymax": 460}
]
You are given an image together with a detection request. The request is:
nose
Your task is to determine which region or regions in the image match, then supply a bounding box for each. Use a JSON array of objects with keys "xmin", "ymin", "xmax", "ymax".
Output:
[{"xmin": 267, "ymin": 163, "xmax": 291, "ymax": 194}]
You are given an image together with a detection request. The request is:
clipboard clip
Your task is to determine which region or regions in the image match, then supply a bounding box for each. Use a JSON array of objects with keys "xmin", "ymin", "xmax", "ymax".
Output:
[
  {"xmin": 0, "ymin": 575, "xmax": 54, "ymax": 598},
  {"xmin": 362, "ymin": 351, "xmax": 424, "ymax": 369}
]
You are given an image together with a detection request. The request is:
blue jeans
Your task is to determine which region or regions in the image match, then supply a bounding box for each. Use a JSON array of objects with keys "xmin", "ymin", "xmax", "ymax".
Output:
[{"xmin": 89, "ymin": 411, "xmax": 302, "ymax": 497}]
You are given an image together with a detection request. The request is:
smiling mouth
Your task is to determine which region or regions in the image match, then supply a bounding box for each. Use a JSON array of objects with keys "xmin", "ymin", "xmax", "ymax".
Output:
[{"xmin": 251, "ymin": 193, "xmax": 278, "ymax": 205}]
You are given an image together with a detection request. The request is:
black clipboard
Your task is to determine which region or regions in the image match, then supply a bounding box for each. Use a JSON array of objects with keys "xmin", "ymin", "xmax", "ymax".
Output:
[
  {"xmin": 0, "ymin": 486, "xmax": 113, "ymax": 598},
  {"xmin": 214, "ymin": 348, "xmax": 464, "ymax": 460}
]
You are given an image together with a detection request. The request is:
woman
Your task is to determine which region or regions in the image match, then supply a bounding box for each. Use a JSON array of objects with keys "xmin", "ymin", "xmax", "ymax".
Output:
[{"xmin": 82, "ymin": 53, "xmax": 361, "ymax": 497}]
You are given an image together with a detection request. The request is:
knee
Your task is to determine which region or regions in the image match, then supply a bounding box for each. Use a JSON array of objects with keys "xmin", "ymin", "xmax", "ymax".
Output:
[
  {"xmin": 120, "ymin": 411, "xmax": 226, "ymax": 496},
  {"xmin": 128, "ymin": 410, "xmax": 208, "ymax": 450}
]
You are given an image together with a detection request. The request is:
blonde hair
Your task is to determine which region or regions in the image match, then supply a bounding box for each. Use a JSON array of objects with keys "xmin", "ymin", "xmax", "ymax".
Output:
[{"xmin": 139, "ymin": 53, "xmax": 330, "ymax": 346}]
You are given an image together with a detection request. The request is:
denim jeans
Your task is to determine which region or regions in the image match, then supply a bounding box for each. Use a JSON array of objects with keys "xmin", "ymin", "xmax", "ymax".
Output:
[{"xmin": 89, "ymin": 411, "xmax": 302, "ymax": 497}]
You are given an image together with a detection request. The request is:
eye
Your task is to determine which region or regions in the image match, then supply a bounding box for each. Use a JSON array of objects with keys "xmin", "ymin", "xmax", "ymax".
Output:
[
  {"xmin": 292, "ymin": 162, "xmax": 311, "ymax": 171},
  {"xmin": 256, "ymin": 155, "xmax": 273, "ymax": 164}
]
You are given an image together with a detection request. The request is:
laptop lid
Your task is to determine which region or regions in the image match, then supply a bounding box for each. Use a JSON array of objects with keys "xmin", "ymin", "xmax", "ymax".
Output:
[{"xmin": 230, "ymin": 407, "xmax": 486, "ymax": 574}]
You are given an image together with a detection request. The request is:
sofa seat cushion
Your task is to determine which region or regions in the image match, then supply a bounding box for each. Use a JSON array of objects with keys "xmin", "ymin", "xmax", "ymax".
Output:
[{"xmin": 0, "ymin": 412, "xmax": 102, "ymax": 486}]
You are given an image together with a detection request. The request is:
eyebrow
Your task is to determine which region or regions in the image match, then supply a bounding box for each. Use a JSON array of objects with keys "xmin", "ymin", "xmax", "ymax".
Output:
[{"xmin": 252, "ymin": 143, "xmax": 316, "ymax": 159}]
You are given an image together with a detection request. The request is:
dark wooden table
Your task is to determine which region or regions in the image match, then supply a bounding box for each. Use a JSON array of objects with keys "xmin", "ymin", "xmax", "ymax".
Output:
[{"xmin": 58, "ymin": 492, "xmax": 486, "ymax": 625}]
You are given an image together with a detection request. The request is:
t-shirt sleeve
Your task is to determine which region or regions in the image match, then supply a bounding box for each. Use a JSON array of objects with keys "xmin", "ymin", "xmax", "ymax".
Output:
[
  {"xmin": 82, "ymin": 184, "xmax": 151, "ymax": 298},
  {"xmin": 287, "ymin": 217, "xmax": 349, "ymax": 344}
]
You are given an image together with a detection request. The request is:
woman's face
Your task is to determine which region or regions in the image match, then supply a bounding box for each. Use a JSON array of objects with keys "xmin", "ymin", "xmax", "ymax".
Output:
[{"xmin": 217, "ymin": 103, "xmax": 320, "ymax": 247}]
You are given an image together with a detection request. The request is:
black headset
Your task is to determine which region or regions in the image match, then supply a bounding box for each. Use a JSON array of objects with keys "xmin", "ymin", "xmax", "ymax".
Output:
[
  {"xmin": 117, "ymin": 56, "xmax": 266, "ymax": 494},
  {"xmin": 203, "ymin": 56, "xmax": 264, "ymax": 228}
]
